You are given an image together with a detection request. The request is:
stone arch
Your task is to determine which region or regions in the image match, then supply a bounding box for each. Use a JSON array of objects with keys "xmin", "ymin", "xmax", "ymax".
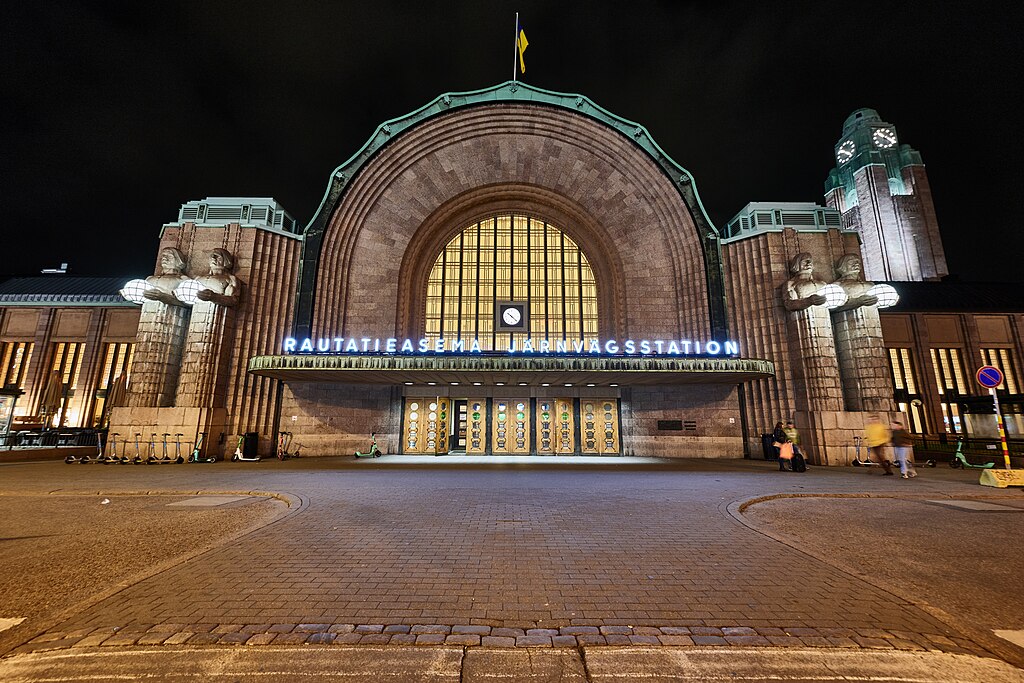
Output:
[
  {"xmin": 302, "ymin": 96, "xmax": 721, "ymax": 342},
  {"xmin": 396, "ymin": 184, "xmax": 625, "ymax": 341}
]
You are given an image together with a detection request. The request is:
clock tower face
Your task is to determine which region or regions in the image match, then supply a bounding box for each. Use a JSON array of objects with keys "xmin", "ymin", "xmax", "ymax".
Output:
[
  {"xmin": 836, "ymin": 140, "xmax": 856, "ymax": 164},
  {"xmin": 872, "ymin": 127, "xmax": 897, "ymax": 149}
]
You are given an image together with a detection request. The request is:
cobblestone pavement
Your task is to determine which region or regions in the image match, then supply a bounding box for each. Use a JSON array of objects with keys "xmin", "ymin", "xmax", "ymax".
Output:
[{"xmin": 1, "ymin": 456, "xmax": 1022, "ymax": 668}]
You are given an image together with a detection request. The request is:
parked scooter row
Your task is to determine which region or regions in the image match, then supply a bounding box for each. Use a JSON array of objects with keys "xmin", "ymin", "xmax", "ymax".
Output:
[
  {"xmin": 66, "ymin": 430, "xmax": 306, "ymax": 464},
  {"xmin": 66, "ymin": 432, "xmax": 216, "ymax": 464}
]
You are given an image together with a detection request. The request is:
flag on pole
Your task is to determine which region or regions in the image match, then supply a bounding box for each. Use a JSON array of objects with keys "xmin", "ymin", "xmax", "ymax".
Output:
[{"xmin": 516, "ymin": 25, "xmax": 528, "ymax": 74}]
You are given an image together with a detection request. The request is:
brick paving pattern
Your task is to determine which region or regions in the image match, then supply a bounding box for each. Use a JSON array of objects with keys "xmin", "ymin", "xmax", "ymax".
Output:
[{"xmin": 18, "ymin": 462, "xmax": 994, "ymax": 658}]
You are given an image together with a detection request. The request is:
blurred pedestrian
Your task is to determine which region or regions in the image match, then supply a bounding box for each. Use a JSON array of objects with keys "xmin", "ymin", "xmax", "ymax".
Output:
[
  {"xmin": 863, "ymin": 415, "xmax": 894, "ymax": 475},
  {"xmin": 891, "ymin": 420, "xmax": 917, "ymax": 479}
]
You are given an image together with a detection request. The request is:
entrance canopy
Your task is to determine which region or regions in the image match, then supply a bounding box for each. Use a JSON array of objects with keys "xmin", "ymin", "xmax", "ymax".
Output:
[{"xmin": 248, "ymin": 354, "xmax": 774, "ymax": 386}]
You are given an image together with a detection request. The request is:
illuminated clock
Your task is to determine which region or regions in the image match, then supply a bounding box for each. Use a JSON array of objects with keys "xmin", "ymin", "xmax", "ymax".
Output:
[
  {"xmin": 836, "ymin": 140, "xmax": 855, "ymax": 164},
  {"xmin": 496, "ymin": 302, "xmax": 528, "ymax": 331},
  {"xmin": 872, "ymin": 128, "xmax": 897, "ymax": 149}
]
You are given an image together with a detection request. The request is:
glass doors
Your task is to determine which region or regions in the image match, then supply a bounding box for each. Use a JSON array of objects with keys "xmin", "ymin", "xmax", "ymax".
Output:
[{"xmin": 402, "ymin": 396, "xmax": 619, "ymax": 455}]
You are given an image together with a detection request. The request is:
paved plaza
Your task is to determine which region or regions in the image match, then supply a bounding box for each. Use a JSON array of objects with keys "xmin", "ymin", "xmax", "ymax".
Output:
[{"xmin": 1, "ymin": 455, "xmax": 1022, "ymax": 681}]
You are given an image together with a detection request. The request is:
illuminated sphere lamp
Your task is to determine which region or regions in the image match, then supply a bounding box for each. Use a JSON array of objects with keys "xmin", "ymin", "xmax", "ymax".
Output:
[
  {"xmin": 174, "ymin": 279, "xmax": 204, "ymax": 305},
  {"xmin": 816, "ymin": 284, "xmax": 848, "ymax": 310},
  {"xmin": 120, "ymin": 278, "xmax": 151, "ymax": 304},
  {"xmin": 867, "ymin": 283, "xmax": 899, "ymax": 308}
]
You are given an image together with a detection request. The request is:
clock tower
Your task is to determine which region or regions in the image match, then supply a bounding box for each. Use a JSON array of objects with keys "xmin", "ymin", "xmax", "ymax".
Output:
[{"xmin": 824, "ymin": 108, "xmax": 947, "ymax": 281}]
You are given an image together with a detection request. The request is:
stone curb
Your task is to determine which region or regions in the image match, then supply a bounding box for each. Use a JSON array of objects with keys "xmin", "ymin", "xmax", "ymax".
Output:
[{"xmin": 16, "ymin": 622, "xmax": 989, "ymax": 657}]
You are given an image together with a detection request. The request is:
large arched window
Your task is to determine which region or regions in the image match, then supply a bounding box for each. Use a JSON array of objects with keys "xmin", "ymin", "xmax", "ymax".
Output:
[{"xmin": 425, "ymin": 215, "xmax": 598, "ymax": 351}]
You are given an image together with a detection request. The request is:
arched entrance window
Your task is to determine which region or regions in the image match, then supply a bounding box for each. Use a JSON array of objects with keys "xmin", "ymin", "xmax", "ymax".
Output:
[{"xmin": 425, "ymin": 215, "xmax": 598, "ymax": 351}]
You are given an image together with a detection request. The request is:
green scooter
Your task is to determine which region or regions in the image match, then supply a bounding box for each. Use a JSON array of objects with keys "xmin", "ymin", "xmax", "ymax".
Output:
[
  {"xmin": 949, "ymin": 438, "xmax": 995, "ymax": 469},
  {"xmin": 354, "ymin": 432, "xmax": 382, "ymax": 458}
]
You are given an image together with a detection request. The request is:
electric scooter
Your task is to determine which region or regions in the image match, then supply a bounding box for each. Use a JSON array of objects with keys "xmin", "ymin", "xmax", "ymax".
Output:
[
  {"xmin": 354, "ymin": 432, "xmax": 382, "ymax": 458},
  {"xmin": 232, "ymin": 434, "xmax": 261, "ymax": 461},
  {"xmin": 149, "ymin": 433, "xmax": 185, "ymax": 463},
  {"xmin": 146, "ymin": 433, "xmax": 161, "ymax": 464},
  {"xmin": 132, "ymin": 433, "xmax": 144, "ymax": 464},
  {"xmin": 276, "ymin": 431, "xmax": 299, "ymax": 460},
  {"xmin": 949, "ymin": 438, "xmax": 995, "ymax": 469},
  {"xmin": 850, "ymin": 436, "xmax": 879, "ymax": 466},
  {"xmin": 187, "ymin": 432, "xmax": 217, "ymax": 463}
]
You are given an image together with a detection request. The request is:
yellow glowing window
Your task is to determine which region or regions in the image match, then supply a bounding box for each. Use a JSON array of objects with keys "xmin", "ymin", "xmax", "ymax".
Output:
[{"xmin": 425, "ymin": 215, "xmax": 598, "ymax": 351}]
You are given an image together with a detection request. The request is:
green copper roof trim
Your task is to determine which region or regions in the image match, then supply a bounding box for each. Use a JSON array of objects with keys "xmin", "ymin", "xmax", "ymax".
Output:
[
  {"xmin": 305, "ymin": 81, "xmax": 717, "ymax": 235},
  {"xmin": 296, "ymin": 81, "xmax": 727, "ymax": 339}
]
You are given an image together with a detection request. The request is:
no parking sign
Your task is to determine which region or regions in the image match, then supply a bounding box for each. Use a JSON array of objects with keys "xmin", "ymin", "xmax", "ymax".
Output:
[{"xmin": 976, "ymin": 365, "xmax": 1004, "ymax": 389}]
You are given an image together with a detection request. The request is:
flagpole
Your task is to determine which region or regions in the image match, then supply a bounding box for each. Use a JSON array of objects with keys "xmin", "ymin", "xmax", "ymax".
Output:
[{"xmin": 513, "ymin": 12, "xmax": 519, "ymax": 82}]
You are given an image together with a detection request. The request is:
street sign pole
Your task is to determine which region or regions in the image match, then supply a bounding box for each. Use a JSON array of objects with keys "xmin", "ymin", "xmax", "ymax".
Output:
[{"xmin": 990, "ymin": 387, "xmax": 1011, "ymax": 470}]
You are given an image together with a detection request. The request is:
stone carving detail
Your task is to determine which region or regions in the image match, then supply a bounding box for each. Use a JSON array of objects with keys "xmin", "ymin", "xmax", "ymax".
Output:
[
  {"xmin": 783, "ymin": 253, "xmax": 828, "ymax": 311},
  {"xmin": 126, "ymin": 247, "xmax": 191, "ymax": 407},
  {"xmin": 175, "ymin": 248, "xmax": 242, "ymax": 408},
  {"xmin": 195, "ymin": 248, "xmax": 241, "ymax": 308},
  {"xmin": 143, "ymin": 247, "xmax": 190, "ymax": 305},
  {"xmin": 832, "ymin": 254, "xmax": 878, "ymax": 311},
  {"xmin": 830, "ymin": 253, "xmax": 894, "ymax": 413},
  {"xmin": 780, "ymin": 252, "xmax": 844, "ymax": 412}
]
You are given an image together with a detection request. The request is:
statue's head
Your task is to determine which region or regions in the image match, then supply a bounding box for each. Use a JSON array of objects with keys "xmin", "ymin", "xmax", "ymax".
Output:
[
  {"xmin": 158, "ymin": 247, "xmax": 186, "ymax": 275},
  {"xmin": 789, "ymin": 252, "xmax": 814, "ymax": 275},
  {"xmin": 836, "ymin": 254, "xmax": 863, "ymax": 280},
  {"xmin": 209, "ymin": 248, "xmax": 235, "ymax": 272}
]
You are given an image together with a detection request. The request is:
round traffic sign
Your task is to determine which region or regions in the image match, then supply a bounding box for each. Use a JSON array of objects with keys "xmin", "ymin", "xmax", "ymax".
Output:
[{"xmin": 976, "ymin": 365, "xmax": 1004, "ymax": 389}]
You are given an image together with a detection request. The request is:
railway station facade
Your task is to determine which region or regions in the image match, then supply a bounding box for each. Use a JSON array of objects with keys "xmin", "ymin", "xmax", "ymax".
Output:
[{"xmin": 3, "ymin": 83, "xmax": 1019, "ymax": 461}]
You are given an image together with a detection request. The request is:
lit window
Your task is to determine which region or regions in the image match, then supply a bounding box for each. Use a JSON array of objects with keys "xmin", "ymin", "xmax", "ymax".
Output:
[{"xmin": 425, "ymin": 215, "xmax": 599, "ymax": 351}]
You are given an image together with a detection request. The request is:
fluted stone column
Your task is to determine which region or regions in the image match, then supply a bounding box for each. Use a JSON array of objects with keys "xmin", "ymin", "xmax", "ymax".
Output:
[
  {"xmin": 128, "ymin": 302, "xmax": 190, "ymax": 407},
  {"xmin": 176, "ymin": 301, "xmax": 235, "ymax": 407}
]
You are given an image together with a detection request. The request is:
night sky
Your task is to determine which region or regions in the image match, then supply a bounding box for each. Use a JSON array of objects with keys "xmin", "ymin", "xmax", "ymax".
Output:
[{"xmin": 3, "ymin": 1, "xmax": 1022, "ymax": 282}]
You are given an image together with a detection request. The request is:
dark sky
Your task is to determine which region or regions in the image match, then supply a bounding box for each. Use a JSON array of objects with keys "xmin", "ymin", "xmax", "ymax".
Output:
[{"xmin": 3, "ymin": 1, "xmax": 1022, "ymax": 281}]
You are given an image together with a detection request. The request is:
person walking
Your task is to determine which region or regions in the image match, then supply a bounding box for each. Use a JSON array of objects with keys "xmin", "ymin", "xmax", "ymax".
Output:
[
  {"xmin": 863, "ymin": 415, "xmax": 894, "ymax": 475},
  {"xmin": 891, "ymin": 421, "xmax": 917, "ymax": 479}
]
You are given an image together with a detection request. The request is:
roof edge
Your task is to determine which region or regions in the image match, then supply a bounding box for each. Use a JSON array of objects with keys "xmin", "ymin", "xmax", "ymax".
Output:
[{"xmin": 305, "ymin": 81, "xmax": 717, "ymax": 236}]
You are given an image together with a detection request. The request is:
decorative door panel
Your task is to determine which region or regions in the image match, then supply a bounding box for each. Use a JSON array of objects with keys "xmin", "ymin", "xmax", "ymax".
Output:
[
  {"xmin": 597, "ymin": 399, "xmax": 619, "ymax": 454},
  {"xmin": 492, "ymin": 398, "xmax": 529, "ymax": 454},
  {"xmin": 555, "ymin": 398, "xmax": 574, "ymax": 454},
  {"xmin": 537, "ymin": 399, "xmax": 555, "ymax": 454},
  {"xmin": 404, "ymin": 397, "xmax": 449, "ymax": 454},
  {"xmin": 467, "ymin": 399, "xmax": 486, "ymax": 453},
  {"xmin": 581, "ymin": 399, "xmax": 618, "ymax": 454}
]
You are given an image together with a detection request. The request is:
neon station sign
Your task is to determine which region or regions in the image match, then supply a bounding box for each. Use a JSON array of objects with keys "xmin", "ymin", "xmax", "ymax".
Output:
[{"xmin": 284, "ymin": 336, "xmax": 741, "ymax": 357}]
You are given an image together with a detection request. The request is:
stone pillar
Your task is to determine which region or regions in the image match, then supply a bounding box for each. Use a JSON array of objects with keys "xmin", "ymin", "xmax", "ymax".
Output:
[
  {"xmin": 175, "ymin": 301, "xmax": 235, "ymax": 408},
  {"xmin": 833, "ymin": 306, "xmax": 894, "ymax": 412},
  {"xmin": 787, "ymin": 307, "xmax": 845, "ymax": 412},
  {"xmin": 128, "ymin": 302, "xmax": 190, "ymax": 407}
]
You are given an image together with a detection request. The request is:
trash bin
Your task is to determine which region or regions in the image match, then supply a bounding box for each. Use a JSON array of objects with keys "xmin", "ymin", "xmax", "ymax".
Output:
[
  {"xmin": 243, "ymin": 432, "xmax": 258, "ymax": 458},
  {"xmin": 761, "ymin": 433, "xmax": 777, "ymax": 460}
]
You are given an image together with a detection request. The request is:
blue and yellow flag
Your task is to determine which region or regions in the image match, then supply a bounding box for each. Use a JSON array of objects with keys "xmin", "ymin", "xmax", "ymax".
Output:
[{"xmin": 516, "ymin": 26, "xmax": 528, "ymax": 74}]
